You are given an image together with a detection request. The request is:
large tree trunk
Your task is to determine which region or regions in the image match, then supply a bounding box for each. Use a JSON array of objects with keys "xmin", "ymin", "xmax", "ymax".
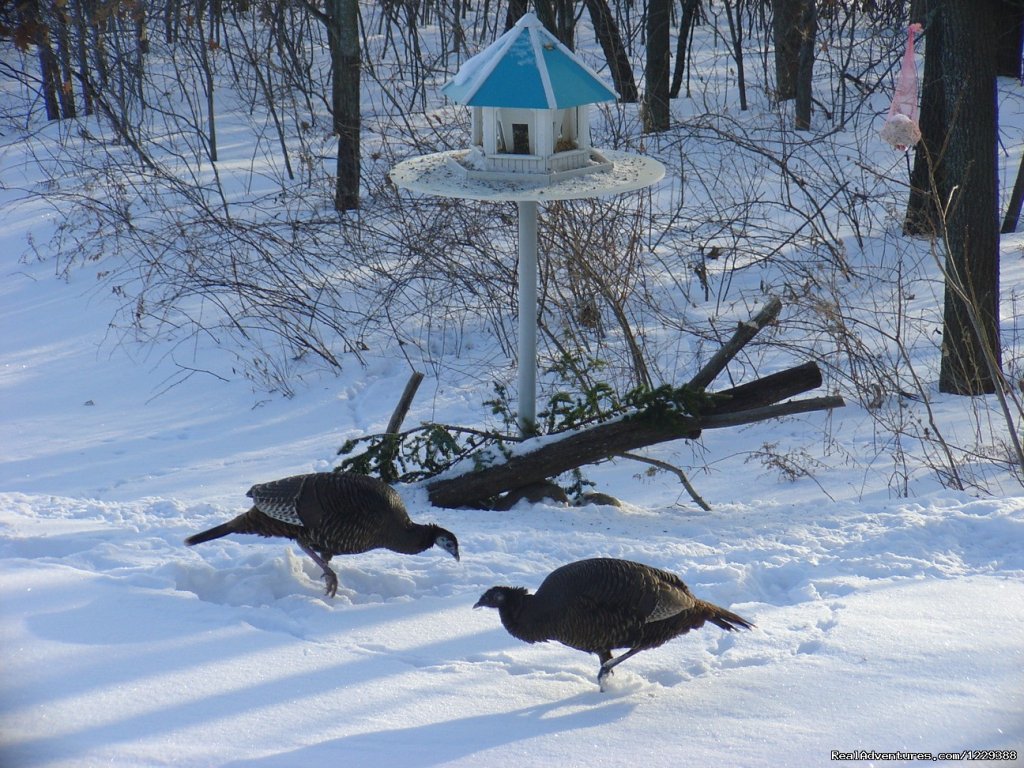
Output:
[
  {"xmin": 532, "ymin": 0, "xmax": 574, "ymax": 47},
  {"xmin": 643, "ymin": 0, "xmax": 671, "ymax": 132},
  {"xmin": 504, "ymin": 0, "xmax": 528, "ymax": 30},
  {"xmin": 554, "ymin": 0, "xmax": 575, "ymax": 49},
  {"xmin": 326, "ymin": 0, "xmax": 360, "ymax": 212},
  {"xmin": 995, "ymin": 0, "xmax": 1024, "ymax": 78},
  {"xmin": 772, "ymin": 0, "xmax": 812, "ymax": 101},
  {"xmin": 793, "ymin": 0, "xmax": 816, "ymax": 130},
  {"xmin": 937, "ymin": 0, "xmax": 1000, "ymax": 394},
  {"xmin": 533, "ymin": 0, "xmax": 558, "ymax": 38}
]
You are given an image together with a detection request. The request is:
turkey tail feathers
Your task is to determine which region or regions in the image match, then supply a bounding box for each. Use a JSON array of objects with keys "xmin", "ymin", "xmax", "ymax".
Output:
[
  {"xmin": 705, "ymin": 603, "xmax": 755, "ymax": 632},
  {"xmin": 184, "ymin": 522, "xmax": 236, "ymax": 546}
]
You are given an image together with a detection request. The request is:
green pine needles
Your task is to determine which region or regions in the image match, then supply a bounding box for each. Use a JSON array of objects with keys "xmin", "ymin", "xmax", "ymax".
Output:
[{"xmin": 336, "ymin": 379, "xmax": 712, "ymax": 485}]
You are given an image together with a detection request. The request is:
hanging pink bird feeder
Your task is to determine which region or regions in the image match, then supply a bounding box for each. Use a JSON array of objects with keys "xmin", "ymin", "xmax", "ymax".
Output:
[{"xmin": 880, "ymin": 23, "xmax": 923, "ymax": 150}]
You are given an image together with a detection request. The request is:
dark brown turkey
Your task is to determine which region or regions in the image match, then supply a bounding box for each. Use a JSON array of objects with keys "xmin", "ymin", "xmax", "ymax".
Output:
[
  {"xmin": 474, "ymin": 557, "xmax": 753, "ymax": 690},
  {"xmin": 185, "ymin": 472, "xmax": 460, "ymax": 597}
]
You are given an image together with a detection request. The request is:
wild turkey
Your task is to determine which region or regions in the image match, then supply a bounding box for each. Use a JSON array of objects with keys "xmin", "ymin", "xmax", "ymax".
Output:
[
  {"xmin": 185, "ymin": 472, "xmax": 460, "ymax": 597},
  {"xmin": 474, "ymin": 557, "xmax": 753, "ymax": 690}
]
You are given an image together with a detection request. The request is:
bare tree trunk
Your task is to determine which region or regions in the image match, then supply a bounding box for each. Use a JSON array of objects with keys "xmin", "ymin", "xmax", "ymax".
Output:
[
  {"xmin": 89, "ymin": 0, "xmax": 110, "ymax": 90},
  {"xmin": 772, "ymin": 0, "xmax": 802, "ymax": 101},
  {"xmin": 583, "ymin": 0, "xmax": 638, "ymax": 103},
  {"xmin": 134, "ymin": 0, "xmax": 149, "ymax": 111},
  {"xmin": 504, "ymin": 0, "xmax": 528, "ymax": 30},
  {"xmin": 532, "ymin": 0, "xmax": 576, "ymax": 46},
  {"xmin": 21, "ymin": 0, "xmax": 62, "ymax": 120},
  {"xmin": 723, "ymin": 0, "xmax": 747, "ymax": 111},
  {"xmin": 670, "ymin": 0, "xmax": 700, "ymax": 99},
  {"xmin": 938, "ymin": 0, "xmax": 1000, "ymax": 395},
  {"xmin": 794, "ymin": 0, "xmax": 816, "ymax": 130},
  {"xmin": 904, "ymin": 0, "xmax": 1000, "ymax": 392},
  {"xmin": 533, "ymin": 0, "xmax": 558, "ymax": 39},
  {"xmin": 326, "ymin": 0, "xmax": 360, "ymax": 211},
  {"xmin": 1001, "ymin": 150, "xmax": 1024, "ymax": 234},
  {"xmin": 164, "ymin": 0, "xmax": 181, "ymax": 44},
  {"xmin": 555, "ymin": 0, "xmax": 575, "ymax": 49},
  {"xmin": 52, "ymin": 2, "xmax": 76, "ymax": 119},
  {"xmin": 643, "ymin": 0, "xmax": 671, "ymax": 131},
  {"xmin": 195, "ymin": 0, "xmax": 217, "ymax": 162},
  {"xmin": 72, "ymin": 0, "xmax": 93, "ymax": 115},
  {"xmin": 136, "ymin": 0, "xmax": 150, "ymax": 54},
  {"xmin": 994, "ymin": 0, "xmax": 1024, "ymax": 79}
]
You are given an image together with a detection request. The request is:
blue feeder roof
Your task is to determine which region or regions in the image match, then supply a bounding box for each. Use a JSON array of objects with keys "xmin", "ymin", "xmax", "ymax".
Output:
[{"xmin": 442, "ymin": 13, "xmax": 618, "ymax": 109}]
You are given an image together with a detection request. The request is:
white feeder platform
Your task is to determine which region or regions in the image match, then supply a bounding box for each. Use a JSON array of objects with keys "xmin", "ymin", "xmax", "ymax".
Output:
[{"xmin": 391, "ymin": 148, "xmax": 665, "ymax": 202}]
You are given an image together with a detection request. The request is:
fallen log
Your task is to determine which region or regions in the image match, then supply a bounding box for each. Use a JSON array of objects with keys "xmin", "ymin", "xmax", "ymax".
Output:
[
  {"xmin": 330, "ymin": 298, "xmax": 841, "ymax": 508},
  {"xmin": 425, "ymin": 360, "xmax": 843, "ymax": 508}
]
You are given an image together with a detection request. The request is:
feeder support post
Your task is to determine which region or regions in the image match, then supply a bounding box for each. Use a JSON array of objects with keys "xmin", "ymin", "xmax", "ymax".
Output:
[{"xmin": 517, "ymin": 200, "xmax": 539, "ymax": 435}]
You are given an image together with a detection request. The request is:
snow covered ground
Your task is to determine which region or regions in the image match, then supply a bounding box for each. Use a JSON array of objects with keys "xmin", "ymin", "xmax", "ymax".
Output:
[
  {"xmin": 3, "ymin": 243, "xmax": 1023, "ymax": 766},
  {"xmin": 4, "ymin": 16, "xmax": 1024, "ymax": 768}
]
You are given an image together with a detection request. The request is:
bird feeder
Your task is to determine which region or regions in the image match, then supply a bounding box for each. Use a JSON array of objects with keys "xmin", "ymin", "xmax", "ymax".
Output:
[
  {"xmin": 440, "ymin": 13, "xmax": 618, "ymax": 182},
  {"xmin": 392, "ymin": 13, "xmax": 664, "ymax": 435}
]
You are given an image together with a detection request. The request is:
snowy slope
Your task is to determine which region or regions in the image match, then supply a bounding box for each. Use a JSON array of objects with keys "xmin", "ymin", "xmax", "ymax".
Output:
[
  {"xmin": 1, "ymin": 482, "xmax": 1022, "ymax": 767},
  {"xmin": 2, "ymin": 268, "xmax": 1023, "ymax": 765}
]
